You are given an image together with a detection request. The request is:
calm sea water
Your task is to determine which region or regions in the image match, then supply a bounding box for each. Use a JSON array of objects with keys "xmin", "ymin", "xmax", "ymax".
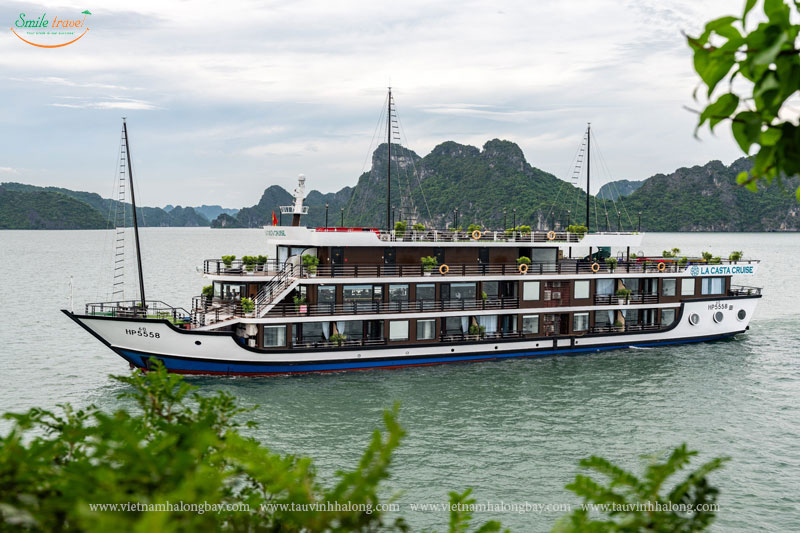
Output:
[{"xmin": 0, "ymin": 229, "xmax": 798, "ymax": 531}]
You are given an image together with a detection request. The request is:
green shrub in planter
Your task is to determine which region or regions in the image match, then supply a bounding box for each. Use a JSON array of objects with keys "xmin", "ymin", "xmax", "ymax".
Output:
[
  {"xmin": 615, "ymin": 288, "xmax": 631, "ymax": 299},
  {"xmin": 710, "ymin": 256, "xmax": 722, "ymax": 264},
  {"xmin": 678, "ymin": 256, "xmax": 688, "ymax": 267},
  {"xmin": 421, "ymin": 256, "xmax": 438, "ymax": 272},
  {"xmin": 241, "ymin": 298, "xmax": 255, "ymax": 314},
  {"xmin": 412, "ymin": 223, "xmax": 425, "ymax": 232},
  {"xmin": 566, "ymin": 224, "xmax": 588, "ymax": 237},
  {"xmin": 302, "ymin": 254, "xmax": 320, "ymax": 274},
  {"xmin": 221, "ymin": 255, "xmax": 236, "ymax": 268},
  {"xmin": 468, "ymin": 324, "xmax": 486, "ymax": 337},
  {"xmin": 516, "ymin": 256, "xmax": 532, "ymax": 265},
  {"xmin": 329, "ymin": 333, "xmax": 347, "ymax": 346},
  {"xmin": 202, "ymin": 285, "xmax": 214, "ymax": 298},
  {"xmin": 467, "ymin": 224, "xmax": 482, "ymax": 233},
  {"xmin": 394, "ymin": 220, "xmax": 407, "ymax": 234},
  {"xmin": 257, "ymin": 254, "xmax": 268, "ymax": 264},
  {"xmin": 701, "ymin": 251, "xmax": 713, "ymax": 262},
  {"xmin": 605, "ymin": 257, "xmax": 618, "ymax": 271},
  {"xmin": 728, "ymin": 250, "xmax": 743, "ymax": 262}
]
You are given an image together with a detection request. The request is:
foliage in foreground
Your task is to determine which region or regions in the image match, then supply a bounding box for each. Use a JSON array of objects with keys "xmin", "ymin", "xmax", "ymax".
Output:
[
  {"xmin": 689, "ymin": 0, "xmax": 800, "ymax": 201},
  {"xmin": 0, "ymin": 363, "xmax": 500, "ymax": 532},
  {"xmin": 553, "ymin": 445, "xmax": 729, "ymax": 532}
]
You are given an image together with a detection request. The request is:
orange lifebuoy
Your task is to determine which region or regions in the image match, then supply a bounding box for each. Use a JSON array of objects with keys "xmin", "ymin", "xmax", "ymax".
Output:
[
  {"xmin": 471, "ymin": 230, "xmax": 482, "ymax": 240},
  {"xmin": 547, "ymin": 231, "xmax": 556, "ymax": 240},
  {"xmin": 657, "ymin": 262, "xmax": 666, "ymax": 272},
  {"xmin": 591, "ymin": 262, "xmax": 600, "ymax": 273},
  {"xmin": 518, "ymin": 263, "xmax": 529, "ymax": 274},
  {"xmin": 439, "ymin": 264, "xmax": 449, "ymax": 275}
]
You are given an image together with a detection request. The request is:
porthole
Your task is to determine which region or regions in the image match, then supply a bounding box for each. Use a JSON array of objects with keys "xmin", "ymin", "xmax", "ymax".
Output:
[
  {"xmin": 737, "ymin": 309, "xmax": 747, "ymax": 321},
  {"xmin": 194, "ymin": 340, "xmax": 202, "ymax": 345},
  {"xmin": 494, "ymin": 346, "xmax": 498, "ymax": 350},
  {"xmin": 689, "ymin": 313, "xmax": 700, "ymax": 326},
  {"xmin": 451, "ymin": 348, "xmax": 455, "ymax": 352},
  {"xmin": 713, "ymin": 311, "xmax": 724, "ymax": 323}
]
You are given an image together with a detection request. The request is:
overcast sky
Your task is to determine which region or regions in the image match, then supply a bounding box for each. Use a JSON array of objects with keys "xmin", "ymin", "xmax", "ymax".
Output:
[{"xmin": 1, "ymin": 0, "xmax": 746, "ymax": 207}]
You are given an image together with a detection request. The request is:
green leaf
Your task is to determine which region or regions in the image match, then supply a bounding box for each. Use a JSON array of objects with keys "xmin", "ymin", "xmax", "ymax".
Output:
[
  {"xmin": 731, "ymin": 111, "xmax": 762, "ymax": 152},
  {"xmin": 743, "ymin": 0, "xmax": 757, "ymax": 21},
  {"xmin": 760, "ymin": 126, "xmax": 782, "ymax": 146},
  {"xmin": 698, "ymin": 93, "xmax": 740, "ymax": 132}
]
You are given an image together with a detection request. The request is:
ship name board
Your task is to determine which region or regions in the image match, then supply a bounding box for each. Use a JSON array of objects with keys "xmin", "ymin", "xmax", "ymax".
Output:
[
  {"xmin": 684, "ymin": 264, "xmax": 757, "ymax": 276},
  {"xmin": 265, "ymin": 229, "xmax": 287, "ymax": 237}
]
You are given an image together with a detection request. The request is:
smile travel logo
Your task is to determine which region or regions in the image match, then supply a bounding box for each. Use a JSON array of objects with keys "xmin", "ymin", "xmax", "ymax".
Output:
[{"xmin": 11, "ymin": 9, "xmax": 91, "ymax": 48}]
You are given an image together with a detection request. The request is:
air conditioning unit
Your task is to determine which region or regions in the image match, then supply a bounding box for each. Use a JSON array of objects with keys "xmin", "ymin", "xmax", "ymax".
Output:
[{"xmin": 552, "ymin": 292, "xmax": 561, "ymax": 299}]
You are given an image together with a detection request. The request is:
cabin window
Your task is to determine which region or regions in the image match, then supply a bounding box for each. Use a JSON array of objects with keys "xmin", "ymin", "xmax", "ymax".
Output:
[
  {"xmin": 701, "ymin": 277, "xmax": 725, "ymax": 295},
  {"xmin": 336, "ymin": 320, "xmax": 363, "ymax": 340},
  {"xmin": 388, "ymin": 284, "xmax": 409, "ymax": 302},
  {"xmin": 343, "ymin": 285, "xmax": 373, "ymax": 307},
  {"xmin": 482, "ymin": 281, "xmax": 499, "ymax": 299},
  {"xmin": 621, "ymin": 278, "xmax": 639, "ymax": 292},
  {"xmin": 501, "ymin": 315, "xmax": 517, "ymax": 333},
  {"xmin": 522, "ymin": 281, "xmax": 540, "ymax": 301},
  {"xmin": 263, "ymin": 325, "xmax": 286, "ymax": 347},
  {"xmin": 417, "ymin": 319, "xmax": 436, "ymax": 340},
  {"xmin": 444, "ymin": 317, "xmax": 467, "ymax": 334},
  {"xmin": 595, "ymin": 279, "xmax": 615, "ymax": 295},
  {"xmin": 449, "ymin": 283, "xmax": 477, "ymax": 300},
  {"xmin": 574, "ymin": 280, "xmax": 590, "ymax": 299},
  {"xmin": 662, "ymin": 279, "xmax": 677, "ymax": 296},
  {"xmin": 522, "ymin": 315, "xmax": 539, "ymax": 334},
  {"xmin": 661, "ymin": 309, "xmax": 677, "ymax": 327},
  {"xmin": 318, "ymin": 285, "xmax": 336, "ymax": 304},
  {"xmin": 594, "ymin": 310, "xmax": 614, "ymax": 327},
  {"xmin": 624, "ymin": 309, "xmax": 639, "ymax": 323},
  {"xmin": 416, "ymin": 284, "xmax": 435, "ymax": 300},
  {"xmin": 681, "ymin": 278, "xmax": 695, "ymax": 296},
  {"xmin": 389, "ymin": 320, "xmax": 409, "ymax": 341},
  {"xmin": 573, "ymin": 313, "xmax": 589, "ymax": 332},
  {"xmin": 297, "ymin": 322, "xmax": 329, "ymax": 343}
]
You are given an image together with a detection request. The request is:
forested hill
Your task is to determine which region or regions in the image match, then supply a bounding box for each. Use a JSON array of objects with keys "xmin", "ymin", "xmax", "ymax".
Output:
[
  {"xmin": 0, "ymin": 183, "xmax": 210, "ymax": 229},
  {"xmin": 213, "ymin": 140, "xmax": 799, "ymax": 231}
]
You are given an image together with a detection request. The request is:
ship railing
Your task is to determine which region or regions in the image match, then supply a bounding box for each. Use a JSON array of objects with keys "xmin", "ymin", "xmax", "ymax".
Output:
[
  {"xmin": 589, "ymin": 323, "xmax": 663, "ymax": 334},
  {"xmin": 593, "ymin": 293, "xmax": 660, "ymax": 306},
  {"xmin": 85, "ymin": 300, "xmax": 192, "ymax": 324},
  {"xmin": 190, "ymin": 299, "xmax": 242, "ymax": 328},
  {"xmin": 266, "ymin": 297, "xmax": 520, "ymax": 317},
  {"xmin": 291, "ymin": 338, "xmax": 387, "ymax": 349},
  {"xmin": 203, "ymin": 258, "xmax": 284, "ymax": 275},
  {"xmin": 729, "ymin": 285, "xmax": 762, "ymax": 296},
  {"xmin": 438, "ymin": 331, "xmax": 525, "ymax": 342},
  {"xmin": 376, "ymin": 229, "xmax": 589, "ymax": 243}
]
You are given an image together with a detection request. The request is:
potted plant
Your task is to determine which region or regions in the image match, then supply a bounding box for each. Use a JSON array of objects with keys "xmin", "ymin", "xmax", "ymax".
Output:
[
  {"xmin": 257, "ymin": 254, "xmax": 268, "ymax": 270},
  {"xmin": 293, "ymin": 295, "xmax": 307, "ymax": 311},
  {"xmin": 517, "ymin": 256, "xmax": 532, "ymax": 269},
  {"xmin": 613, "ymin": 320, "xmax": 625, "ymax": 331},
  {"xmin": 677, "ymin": 256, "xmax": 688, "ymax": 268},
  {"xmin": 729, "ymin": 250, "xmax": 743, "ymax": 262},
  {"xmin": 662, "ymin": 250, "xmax": 674, "ymax": 258},
  {"xmin": 468, "ymin": 324, "xmax": 486, "ymax": 339},
  {"xmin": 710, "ymin": 256, "xmax": 722, "ymax": 264},
  {"xmin": 566, "ymin": 224, "xmax": 588, "ymax": 237},
  {"xmin": 412, "ymin": 222, "xmax": 425, "ymax": 232},
  {"xmin": 242, "ymin": 255, "xmax": 257, "ymax": 273},
  {"xmin": 221, "ymin": 255, "xmax": 236, "ymax": 269},
  {"xmin": 701, "ymin": 251, "xmax": 713, "ymax": 262},
  {"xmin": 517, "ymin": 225, "xmax": 531, "ymax": 236},
  {"xmin": 240, "ymin": 297, "xmax": 255, "ymax": 316},
  {"xmin": 302, "ymin": 254, "xmax": 319, "ymax": 276},
  {"xmin": 329, "ymin": 333, "xmax": 346, "ymax": 347},
  {"xmin": 615, "ymin": 288, "xmax": 631, "ymax": 302},
  {"xmin": 421, "ymin": 256, "xmax": 438, "ymax": 276},
  {"xmin": 394, "ymin": 220, "xmax": 407, "ymax": 240},
  {"xmin": 605, "ymin": 257, "xmax": 618, "ymax": 272},
  {"xmin": 467, "ymin": 223, "xmax": 482, "ymax": 234},
  {"xmin": 481, "ymin": 291, "xmax": 488, "ymax": 301}
]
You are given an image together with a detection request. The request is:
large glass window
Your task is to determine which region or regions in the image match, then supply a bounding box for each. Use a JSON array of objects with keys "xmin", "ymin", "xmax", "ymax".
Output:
[
  {"xmin": 300, "ymin": 322, "xmax": 328, "ymax": 342},
  {"xmin": 449, "ymin": 283, "xmax": 477, "ymax": 300},
  {"xmin": 621, "ymin": 278, "xmax": 639, "ymax": 292},
  {"xmin": 522, "ymin": 315, "xmax": 539, "ymax": 334},
  {"xmin": 482, "ymin": 281, "xmax": 499, "ymax": 299},
  {"xmin": 574, "ymin": 280, "xmax": 590, "ymax": 299},
  {"xmin": 417, "ymin": 319, "xmax": 436, "ymax": 340},
  {"xmin": 662, "ymin": 278, "xmax": 676, "ymax": 296},
  {"xmin": 215, "ymin": 283, "xmax": 244, "ymax": 300},
  {"xmin": 445, "ymin": 317, "xmax": 466, "ymax": 334},
  {"xmin": 594, "ymin": 310, "xmax": 614, "ymax": 327},
  {"xmin": 337, "ymin": 320, "xmax": 363, "ymax": 340},
  {"xmin": 389, "ymin": 320, "xmax": 409, "ymax": 341},
  {"xmin": 701, "ymin": 277, "xmax": 725, "ymax": 295},
  {"xmin": 624, "ymin": 309, "xmax": 639, "ymax": 323},
  {"xmin": 661, "ymin": 308, "xmax": 677, "ymax": 326},
  {"xmin": 263, "ymin": 325, "xmax": 286, "ymax": 347},
  {"xmin": 596, "ymin": 279, "xmax": 615, "ymax": 295},
  {"xmin": 343, "ymin": 285, "xmax": 373, "ymax": 303},
  {"xmin": 416, "ymin": 284, "xmax": 435, "ymax": 300},
  {"xmin": 681, "ymin": 278, "xmax": 695, "ymax": 296},
  {"xmin": 318, "ymin": 285, "xmax": 336, "ymax": 304},
  {"xmin": 573, "ymin": 313, "xmax": 589, "ymax": 332},
  {"xmin": 388, "ymin": 284, "xmax": 409, "ymax": 302},
  {"xmin": 523, "ymin": 281, "xmax": 540, "ymax": 301}
]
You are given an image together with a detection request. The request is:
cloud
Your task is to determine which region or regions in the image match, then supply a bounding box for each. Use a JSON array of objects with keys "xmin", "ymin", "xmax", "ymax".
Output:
[
  {"xmin": 49, "ymin": 97, "xmax": 158, "ymax": 110},
  {"xmin": 0, "ymin": 167, "xmax": 19, "ymax": 174}
]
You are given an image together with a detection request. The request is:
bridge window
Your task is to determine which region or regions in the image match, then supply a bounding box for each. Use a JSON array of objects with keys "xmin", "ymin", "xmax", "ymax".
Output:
[
  {"xmin": 701, "ymin": 277, "xmax": 725, "ymax": 295},
  {"xmin": 681, "ymin": 278, "xmax": 695, "ymax": 296},
  {"xmin": 662, "ymin": 279, "xmax": 676, "ymax": 296}
]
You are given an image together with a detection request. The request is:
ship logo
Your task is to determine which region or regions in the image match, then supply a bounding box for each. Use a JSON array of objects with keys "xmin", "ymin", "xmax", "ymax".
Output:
[{"xmin": 690, "ymin": 266, "xmax": 700, "ymax": 276}]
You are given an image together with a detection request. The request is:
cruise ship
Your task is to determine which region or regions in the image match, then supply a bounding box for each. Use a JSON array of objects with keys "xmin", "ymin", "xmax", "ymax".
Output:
[{"xmin": 64, "ymin": 114, "xmax": 761, "ymax": 376}]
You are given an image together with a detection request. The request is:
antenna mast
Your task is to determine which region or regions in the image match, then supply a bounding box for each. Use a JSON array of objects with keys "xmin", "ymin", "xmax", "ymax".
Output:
[
  {"xmin": 585, "ymin": 123, "xmax": 591, "ymax": 233},
  {"xmin": 386, "ymin": 87, "xmax": 392, "ymax": 231},
  {"xmin": 122, "ymin": 118, "xmax": 146, "ymax": 309}
]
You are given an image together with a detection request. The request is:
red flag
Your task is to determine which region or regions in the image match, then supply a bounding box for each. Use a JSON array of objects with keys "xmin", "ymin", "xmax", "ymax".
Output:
[{"xmin": 271, "ymin": 210, "xmax": 278, "ymax": 226}]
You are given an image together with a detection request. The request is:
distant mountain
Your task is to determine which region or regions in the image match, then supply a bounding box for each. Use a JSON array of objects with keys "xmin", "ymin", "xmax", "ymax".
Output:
[
  {"xmin": 597, "ymin": 179, "xmax": 644, "ymax": 200},
  {"xmin": 0, "ymin": 185, "xmax": 107, "ymax": 229},
  {"xmin": 166, "ymin": 204, "xmax": 238, "ymax": 220},
  {"xmin": 0, "ymin": 182, "xmax": 209, "ymax": 229},
  {"xmin": 624, "ymin": 158, "xmax": 800, "ymax": 231}
]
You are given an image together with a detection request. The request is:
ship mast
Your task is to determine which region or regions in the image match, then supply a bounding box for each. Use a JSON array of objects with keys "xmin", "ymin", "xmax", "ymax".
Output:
[
  {"xmin": 122, "ymin": 118, "xmax": 146, "ymax": 309},
  {"xmin": 585, "ymin": 123, "xmax": 591, "ymax": 233},
  {"xmin": 386, "ymin": 87, "xmax": 392, "ymax": 231}
]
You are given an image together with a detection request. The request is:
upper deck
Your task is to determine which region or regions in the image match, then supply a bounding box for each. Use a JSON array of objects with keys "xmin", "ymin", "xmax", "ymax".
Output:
[{"xmin": 261, "ymin": 226, "xmax": 644, "ymax": 249}]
